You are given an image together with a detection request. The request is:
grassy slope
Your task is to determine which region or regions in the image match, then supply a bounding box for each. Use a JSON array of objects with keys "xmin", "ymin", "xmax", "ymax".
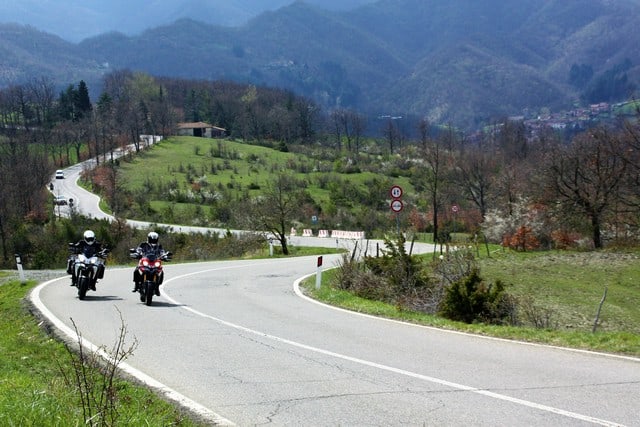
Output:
[
  {"xmin": 302, "ymin": 248, "xmax": 640, "ymax": 356},
  {"xmin": 118, "ymin": 137, "xmax": 413, "ymax": 225}
]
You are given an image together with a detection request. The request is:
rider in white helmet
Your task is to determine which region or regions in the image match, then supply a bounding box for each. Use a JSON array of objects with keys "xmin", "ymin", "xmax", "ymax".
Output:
[{"xmin": 67, "ymin": 230, "xmax": 104, "ymax": 290}]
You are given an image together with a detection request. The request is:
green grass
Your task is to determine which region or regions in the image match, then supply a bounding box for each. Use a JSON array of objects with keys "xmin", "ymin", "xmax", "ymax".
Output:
[
  {"xmin": 117, "ymin": 137, "xmax": 414, "ymax": 224},
  {"xmin": 302, "ymin": 249, "xmax": 640, "ymax": 357},
  {"xmin": 0, "ymin": 278, "xmax": 208, "ymax": 426},
  {"xmin": 479, "ymin": 249, "xmax": 640, "ymax": 333}
]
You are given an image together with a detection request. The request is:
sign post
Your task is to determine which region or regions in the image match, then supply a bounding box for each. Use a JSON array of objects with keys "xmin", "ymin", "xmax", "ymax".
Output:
[{"xmin": 452, "ymin": 204, "xmax": 459, "ymax": 236}]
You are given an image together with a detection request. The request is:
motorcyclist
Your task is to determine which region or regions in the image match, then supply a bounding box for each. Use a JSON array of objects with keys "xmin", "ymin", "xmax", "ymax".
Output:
[
  {"xmin": 132, "ymin": 231, "xmax": 168, "ymax": 295},
  {"xmin": 67, "ymin": 230, "xmax": 106, "ymax": 291}
]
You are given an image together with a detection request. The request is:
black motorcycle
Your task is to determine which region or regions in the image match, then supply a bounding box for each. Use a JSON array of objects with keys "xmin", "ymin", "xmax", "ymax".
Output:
[{"xmin": 69, "ymin": 244, "xmax": 109, "ymax": 300}]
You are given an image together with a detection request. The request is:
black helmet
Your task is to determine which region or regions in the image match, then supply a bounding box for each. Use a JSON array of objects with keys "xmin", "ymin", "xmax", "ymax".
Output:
[
  {"xmin": 83, "ymin": 230, "xmax": 96, "ymax": 245},
  {"xmin": 147, "ymin": 231, "xmax": 159, "ymax": 245}
]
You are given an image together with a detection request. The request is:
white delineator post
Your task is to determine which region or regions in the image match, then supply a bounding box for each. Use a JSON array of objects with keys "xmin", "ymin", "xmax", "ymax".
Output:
[
  {"xmin": 15, "ymin": 254, "xmax": 25, "ymax": 282},
  {"xmin": 315, "ymin": 256, "xmax": 323, "ymax": 290}
]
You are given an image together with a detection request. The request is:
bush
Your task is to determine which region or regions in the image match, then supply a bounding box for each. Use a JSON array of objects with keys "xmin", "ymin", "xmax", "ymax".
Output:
[{"xmin": 438, "ymin": 269, "xmax": 515, "ymax": 324}]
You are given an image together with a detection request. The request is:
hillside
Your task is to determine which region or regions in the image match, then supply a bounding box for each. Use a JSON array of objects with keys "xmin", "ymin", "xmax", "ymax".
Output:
[
  {"xmin": 0, "ymin": 0, "xmax": 376, "ymax": 42},
  {"xmin": 1, "ymin": 0, "xmax": 640, "ymax": 130}
]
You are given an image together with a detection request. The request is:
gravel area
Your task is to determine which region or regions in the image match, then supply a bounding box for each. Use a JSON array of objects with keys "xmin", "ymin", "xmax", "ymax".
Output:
[{"xmin": 1, "ymin": 269, "xmax": 66, "ymax": 285}]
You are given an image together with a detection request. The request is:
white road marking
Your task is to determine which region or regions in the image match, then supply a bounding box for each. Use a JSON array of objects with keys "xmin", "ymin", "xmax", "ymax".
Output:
[
  {"xmin": 30, "ymin": 278, "xmax": 235, "ymax": 426},
  {"xmin": 30, "ymin": 262, "xmax": 633, "ymax": 427},
  {"xmin": 159, "ymin": 267, "xmax": 627, "ymax": 427}
]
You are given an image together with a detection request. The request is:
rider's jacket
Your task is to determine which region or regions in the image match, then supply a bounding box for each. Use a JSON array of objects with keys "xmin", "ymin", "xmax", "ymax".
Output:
[
  {"xmin": 71, "ymin": 240, "xmax": 103, "ymax": 257},
  {"xmin": 135, "ymin": 242, "xmax": 164, "ymax": 257}
]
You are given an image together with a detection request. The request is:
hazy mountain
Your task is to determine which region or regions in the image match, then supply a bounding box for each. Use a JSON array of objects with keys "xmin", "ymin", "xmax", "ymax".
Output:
[
  {"xmin": 1, "ymin": 0, "xmax": 640, "ymax": 130},
  {"xmin": 0, "ymin": 0, "xmax": 375, "ymax": 42}
]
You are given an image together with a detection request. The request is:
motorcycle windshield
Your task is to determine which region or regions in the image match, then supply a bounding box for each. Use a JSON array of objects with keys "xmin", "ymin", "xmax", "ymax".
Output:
[{"xmin": 82, "ymin": 246, "xmax": 100, "ymax": 257}]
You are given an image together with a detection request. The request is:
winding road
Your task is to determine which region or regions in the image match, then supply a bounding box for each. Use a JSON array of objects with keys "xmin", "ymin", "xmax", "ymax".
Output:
[{"xmin": 32, "ymin": 159, "xmax": 640, "ymax": 426}]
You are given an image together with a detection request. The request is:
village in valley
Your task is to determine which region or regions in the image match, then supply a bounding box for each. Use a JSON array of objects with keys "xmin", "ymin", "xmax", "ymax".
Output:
[{"xmin": 513, "ymin": 100, "xmax": 637, "ymax": 138}]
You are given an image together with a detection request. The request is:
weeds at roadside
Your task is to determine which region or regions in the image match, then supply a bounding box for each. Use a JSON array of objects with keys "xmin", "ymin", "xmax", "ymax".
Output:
[{"xmin": 57, "ymin": 310, "xmax": 138, "ymax": 426}]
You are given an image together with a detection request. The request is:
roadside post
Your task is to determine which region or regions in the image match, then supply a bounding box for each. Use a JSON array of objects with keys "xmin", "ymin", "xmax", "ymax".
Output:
[
  {"xmin": 15, "ymin": 254, "xmax": 25, "ymax": 283},
  {"xmin": 315, "ymin": 256, "xmax": 323, "ymax": 290}
]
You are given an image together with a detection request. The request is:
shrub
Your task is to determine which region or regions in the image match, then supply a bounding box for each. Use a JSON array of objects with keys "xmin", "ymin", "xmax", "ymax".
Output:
[{"xmin": 438, "ymin": 269, "xmax": 515, "ymax": 324}]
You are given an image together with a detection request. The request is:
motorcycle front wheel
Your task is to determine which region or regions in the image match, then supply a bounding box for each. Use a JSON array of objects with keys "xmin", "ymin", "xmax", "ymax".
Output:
[
  {"xmin": 78, "ymin": 276, "xmax": 89, "ymax": 300},
  {"xmin": 144, "ymin": 281, "xmax": 154, "ymax": 306}
]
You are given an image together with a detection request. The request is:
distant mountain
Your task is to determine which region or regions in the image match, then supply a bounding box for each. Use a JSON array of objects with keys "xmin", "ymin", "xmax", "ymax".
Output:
[
  {"xmin": 0, "ymin": 0, "xmax": 375, "ymax": 42},
  {"xmin": 1, "ymin": 0, "xmax": 639, "ymax": 130}
]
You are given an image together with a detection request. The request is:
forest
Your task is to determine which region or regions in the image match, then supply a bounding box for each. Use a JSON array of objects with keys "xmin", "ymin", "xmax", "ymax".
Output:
[{"xmin": 0, "ymin": 71, "xmax": 639, "ymax": 269}]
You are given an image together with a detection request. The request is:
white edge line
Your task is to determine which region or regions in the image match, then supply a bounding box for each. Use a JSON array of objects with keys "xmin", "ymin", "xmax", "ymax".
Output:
[
  {"xmin": 292, "ymin": 271, "xmax": 640, "ymax": 363},
  {"xmin": 29, "ymin": 261, "xmax": 638, "ymax": 427},
  {"xmin": 288, "ymin": 272, "xmax": 634, "ymax": 427},
  {"xmin": 29, "ymin": 277, "xmax": 235, "ymax": 426},
  {"xmin": 158, "ymin": 265, "xmax": 629, "ymax": 427}
]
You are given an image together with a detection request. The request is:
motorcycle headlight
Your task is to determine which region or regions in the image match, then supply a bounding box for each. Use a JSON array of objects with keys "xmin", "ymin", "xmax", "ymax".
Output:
[
  {"xmin": 142, "ymin": 260, "xmax": 149, "ymax": 267},
  {"xmin": 154, "ymin": 261, "xmax": 161, "ymax": 268}
]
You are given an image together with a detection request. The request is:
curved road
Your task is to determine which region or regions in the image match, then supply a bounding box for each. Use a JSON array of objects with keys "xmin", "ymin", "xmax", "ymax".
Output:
[
  {"xmin": 32, "ymin": 256, "xmax": 640, "ymax": 426},
  {"xmin": 35, "ymin": 160, "xmax": 640, "ymax": 425}
]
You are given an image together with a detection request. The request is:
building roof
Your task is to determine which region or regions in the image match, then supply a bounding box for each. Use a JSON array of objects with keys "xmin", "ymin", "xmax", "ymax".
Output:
[{"xmin": 177, "ymin": 122, "xmax": 226, "ymax": 131}]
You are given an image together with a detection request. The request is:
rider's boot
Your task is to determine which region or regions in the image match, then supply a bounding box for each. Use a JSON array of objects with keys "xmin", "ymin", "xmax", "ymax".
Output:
[{"xmin": 132, "ymin": 281, "xmax": 140, "ymax": 292}]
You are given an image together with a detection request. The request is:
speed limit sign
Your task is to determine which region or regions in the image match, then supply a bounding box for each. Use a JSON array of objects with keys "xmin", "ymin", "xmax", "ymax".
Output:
[{"xmin": 390, "ymin": 185, "xmax": 403, "ymax": 199}]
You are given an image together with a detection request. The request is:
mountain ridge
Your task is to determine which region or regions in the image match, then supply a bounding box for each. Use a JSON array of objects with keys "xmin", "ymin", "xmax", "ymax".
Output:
[{"xmin": 1, "ymin": 0, "xmax": 639, "ymax": 130}]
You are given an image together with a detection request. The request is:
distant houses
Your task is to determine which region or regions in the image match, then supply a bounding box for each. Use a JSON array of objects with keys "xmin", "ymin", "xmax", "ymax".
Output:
[{"xmin": 176, "ymin": 122, "xmax": 227, "ymax": 138}]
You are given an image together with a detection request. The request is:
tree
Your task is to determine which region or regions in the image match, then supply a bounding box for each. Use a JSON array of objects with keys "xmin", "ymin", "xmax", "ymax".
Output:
[
  {"xmin": 418, "ymin": 127, "xmax": 455, "ymax": 243},
  {"xmin": 546, "ymin": 127, "xmax": 627, "ymax": 248},
  {"xmin": 456, "ymin": 135, "xmax": 499, "ymax": 219},
  {"xmin": 243, "ymin": 173, "xmax": 306, "ymax": 255}
]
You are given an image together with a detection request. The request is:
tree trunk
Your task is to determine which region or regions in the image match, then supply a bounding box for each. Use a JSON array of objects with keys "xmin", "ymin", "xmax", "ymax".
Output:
[{"xmin": 592, "ymin": 214, "xmax": 602, "ymax": 249}]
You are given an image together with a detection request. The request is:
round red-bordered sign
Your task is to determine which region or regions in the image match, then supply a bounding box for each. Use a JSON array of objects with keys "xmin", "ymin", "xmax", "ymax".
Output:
[
  {"xmin": 390, "ymin": 185, "xmax": 403, "ymax": 199},
  {"xmin": 390, "ymin": 199, "xmax": 403, "ymax": 212}
]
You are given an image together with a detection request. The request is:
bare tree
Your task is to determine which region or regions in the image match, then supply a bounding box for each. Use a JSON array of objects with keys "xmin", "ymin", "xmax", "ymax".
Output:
[
  {"xmin": 417, "ymin": 128, "xmax": 450, "ymax": 242},
  {"xmin": 243, "ymin": 173, "xmax": 306, "ymax": 255},
  {"xmin": 547, "ymin": 127, "xmax": 627, "ymax": 248},
  {"xmin": 456, "ymin": 136, "xmax": 499, "ymax": 219}
]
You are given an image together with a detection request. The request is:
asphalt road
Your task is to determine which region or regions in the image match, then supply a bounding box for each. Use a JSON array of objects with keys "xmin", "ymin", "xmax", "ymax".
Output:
[
  {"xmin": 31, "ymin": 256, "xmax": 640, "ymax": 426},
  {"xmin": 36, "ymin": 152, "xmax": 640, "ymax": 426}
]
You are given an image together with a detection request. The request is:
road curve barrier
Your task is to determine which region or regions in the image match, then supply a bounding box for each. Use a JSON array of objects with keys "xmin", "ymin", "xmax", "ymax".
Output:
[{"xmin": 330, "ymin": 230, "xmax": 365, "ymax": 240}]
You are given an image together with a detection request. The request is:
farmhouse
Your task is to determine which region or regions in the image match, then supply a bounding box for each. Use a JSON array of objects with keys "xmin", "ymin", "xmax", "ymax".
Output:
[{"xmin": 176, "ymin": 122, "xmax": 226, "ymax": 138}]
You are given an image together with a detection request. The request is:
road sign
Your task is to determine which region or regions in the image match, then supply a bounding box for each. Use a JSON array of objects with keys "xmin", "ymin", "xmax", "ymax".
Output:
[
  {"xmin": 390, "ymin": 185, "xmax": 403, "ymax": 199},
  {"xmin": 391, "ymin": 199, "xmax": 403, "ymax": 213}
]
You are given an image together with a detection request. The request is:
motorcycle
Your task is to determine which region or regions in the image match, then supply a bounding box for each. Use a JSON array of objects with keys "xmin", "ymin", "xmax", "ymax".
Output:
[
  {"xmin": 130, "ymin": 248, "xmax": 171, "ymax": 306},
  {"xmin": 69, "ymin": 244, "xmax": 109, "ymax": 300}
]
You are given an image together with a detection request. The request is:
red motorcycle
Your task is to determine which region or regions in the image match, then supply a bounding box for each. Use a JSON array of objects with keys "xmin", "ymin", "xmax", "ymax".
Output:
[{"xmin": 130, "ymin": 248, "xmax": 171, "ymax": 306}]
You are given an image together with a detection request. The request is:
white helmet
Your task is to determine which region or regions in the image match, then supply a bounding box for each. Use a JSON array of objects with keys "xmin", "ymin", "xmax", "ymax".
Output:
[
  {"xmin": 147, "ymin": 231, "xmax": 159, "ymax": 245},
  {"xmin": 83, "ymin": 230, "xmax": 96, "ymax": 245}
]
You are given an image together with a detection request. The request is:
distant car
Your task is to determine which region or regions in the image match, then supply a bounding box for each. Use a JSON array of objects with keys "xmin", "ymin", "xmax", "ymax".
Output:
[
  {"xmin": 53, "ymin": 195, "xmax": 67, "ymax": 206},
  {"xmin": 55, "ymin": 170, "xmax": 64, "ymax": 179}
]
